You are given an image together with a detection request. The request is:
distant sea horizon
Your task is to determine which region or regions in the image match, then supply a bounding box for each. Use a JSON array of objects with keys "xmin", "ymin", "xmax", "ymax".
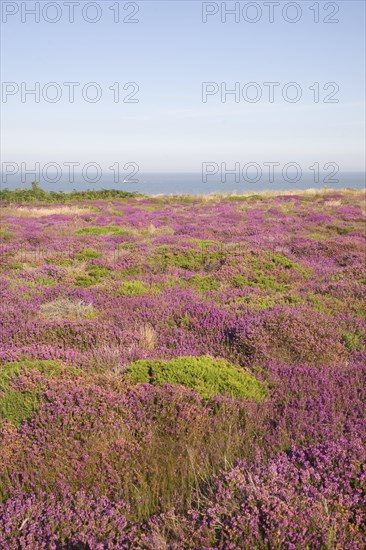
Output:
[{"xmin": 1, "ymin": 172, "xmax": 365, "ymax": 196}]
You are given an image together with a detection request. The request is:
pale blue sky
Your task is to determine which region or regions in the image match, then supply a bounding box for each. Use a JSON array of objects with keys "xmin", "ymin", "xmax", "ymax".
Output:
[{"xmin": 1, "ymin": 1, "xmax": 365, "ymax": 172}]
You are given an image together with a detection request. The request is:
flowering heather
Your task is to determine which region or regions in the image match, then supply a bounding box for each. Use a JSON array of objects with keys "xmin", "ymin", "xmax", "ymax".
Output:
[{"xmin": 0, "ymin": 190, "xmax": 365, "ymax": 548}]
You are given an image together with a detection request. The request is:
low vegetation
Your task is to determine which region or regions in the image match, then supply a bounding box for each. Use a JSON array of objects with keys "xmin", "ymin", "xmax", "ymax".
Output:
[{"xmin": 0, "ymin": 188, "xmax": 365, "ymax": 548}]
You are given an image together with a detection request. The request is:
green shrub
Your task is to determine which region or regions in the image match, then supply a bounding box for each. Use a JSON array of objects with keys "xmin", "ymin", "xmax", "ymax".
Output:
[
  {"xmin": 0, "ymin": 360, "xmax": 80, "ymax": 426},
  {"xmin": 76, "ymin": 248, "xmax": 101, "ymax": 260},
  {"xmin": 252, "ymin": 274, "xmax": 287, "ymax": 292},
  {"xmin": 76, "ymin": 226, "xmax": 132, "ymax": 236},
  {"xmin": 117, "ymin": 280, "xmax": 149, "ymax": 297},
  {"xmin": 87, "ymin": 265, "xmax": 111, "ymax": 279},
  {"xmin": 189, "ymin": 274, "xmax": 220, "ymax": 293},
  {"xmin": 110, "ymin": 210, "xmax": 125, "ymax": 217},
  {"xmin": 270, "ymin": 253, "xmax": 309, "ymax": 277},
  {"xmin": 154, "ymin": 246, "xmax": 203, "ymax": 271},
  {"xmin": 75, "ymin": 264, "xmax": 111, "ymax": 287},
  {"xmin": 39, "ymin": 276, "xmax": 56, "ymax": 287},
  {"xmin": 308, "ymin": 233, "xmax": 327, "ymax": 241},
  {"xmin": 118, "ymin": 242, "xmax": 138, "ymax": 250},
  {"xmin": 307, "ymin": 292, "xmax": 326, "ymax": 312},
  {"xmin": 342, "ymin": 331, "xmax": 361, "ymax": 352},
  {"xmin": 271, "ymin": 254, "xmax": 298, "ymax": 269},
  {"xmin": 75, "ymin": 275, "xmax": 95, "ymax": 288},
  {"xmin": 127, "ymin": 356, "xmax": 266, "ymax": 400},
  {"xmin": 153, "ymin": 245, "xmax": 224, "ymax": 273},
  {"xmin": 0, "ymin": 183, "xmax": 141, "ymax": 204},
  {"xmin": 10, "ymin": 262, "xmax": 23, "ymax": 271},
  {"xmin": 232, "ymin": 274, "xmax": 250, "ymax": 288},
  {"xmin": 192, "ymin": 239, "xmax": 223, "ymax": 248},
  {"xmin": 326, "ymin": 224, "xmax": 354, "ymax": 235},
  {"xmin": 0, "ymin": 228, "xmax": 12, "ymax": 242},
  {"xmin": 118, "ymin": 266, "xmax": 141, "ymax": 277}
]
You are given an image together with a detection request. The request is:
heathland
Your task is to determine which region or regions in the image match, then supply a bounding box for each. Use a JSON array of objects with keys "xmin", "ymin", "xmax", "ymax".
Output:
[{"xmin": 0, "ymin": 187, "xmax": 365, "ymax": 548}]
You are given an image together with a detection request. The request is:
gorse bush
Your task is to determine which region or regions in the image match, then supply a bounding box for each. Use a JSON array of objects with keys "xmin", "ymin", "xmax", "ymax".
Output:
[{"xmin": 127, "ymin": 356, "xmax": 266, "ymax": 400}]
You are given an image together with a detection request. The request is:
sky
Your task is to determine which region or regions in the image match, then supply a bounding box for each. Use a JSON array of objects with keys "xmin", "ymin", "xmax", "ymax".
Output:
[{"xmin": 1, "ymin": 0, "xmax": 365, "ymax": 177}]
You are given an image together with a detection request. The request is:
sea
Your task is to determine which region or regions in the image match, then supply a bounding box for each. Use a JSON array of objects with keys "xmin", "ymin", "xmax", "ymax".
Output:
[{"xmin": 1, "ymin": 172, "xmax": 365, "ymax": 196}]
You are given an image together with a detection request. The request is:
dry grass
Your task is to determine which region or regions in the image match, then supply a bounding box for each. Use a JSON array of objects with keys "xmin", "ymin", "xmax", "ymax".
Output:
[
  {"xmin": 138, "ymin": 323, "xmax": 157, "ymax": 351},
  {"xmin": 89, "ymin": 345, "xmax": 127, "ymax": 374},
  {"xmin": 151, "ymin": 188, "xmax": 365, "ymax": 201},
  {"xmin": 140, "ymin": 224, "xmax": 175, "ymax": 237},
  {"xmin": 324, "ymin": 200, "xmax": 342, "ymax": 207},
  {"xmin": 0, "ymin": 206, "xmax": 97, "ymax": 218},
  {"xmin": 39, "ymin": 298, "xmax": 95, "ymax": 322}
]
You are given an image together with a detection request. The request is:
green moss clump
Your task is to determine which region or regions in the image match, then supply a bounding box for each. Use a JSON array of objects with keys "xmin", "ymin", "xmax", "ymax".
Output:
[
  {"xmin": 127, "ymin": 356, "xmax": 266, "ymax": 400},
  {"xmin": 0, "ymin": 360, "xmax": 81, "ymax": 427}
]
